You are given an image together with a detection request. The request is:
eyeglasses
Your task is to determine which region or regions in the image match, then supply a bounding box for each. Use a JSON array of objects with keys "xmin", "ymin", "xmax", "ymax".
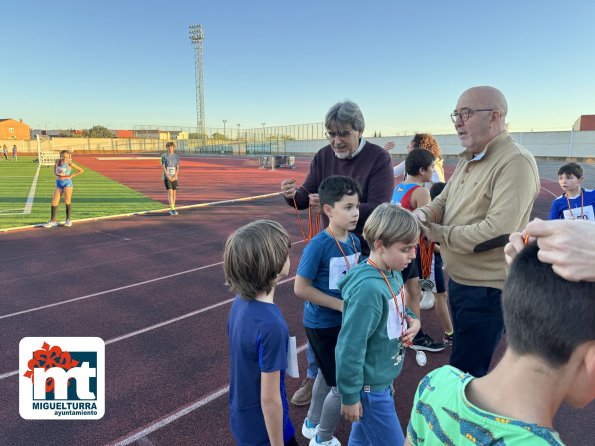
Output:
[
  {"xmin": 450, "ymin": 108, "xmax": 495, "ymax": 123},
  {"xmin": 325, "ymin": 129, "xmax": 357, "ymax": 139}
]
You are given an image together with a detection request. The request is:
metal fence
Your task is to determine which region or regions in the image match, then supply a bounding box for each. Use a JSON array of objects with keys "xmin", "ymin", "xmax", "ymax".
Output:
[{"xmin": 133, "ymin": 123, "xmax": 325, "ymax": 155}]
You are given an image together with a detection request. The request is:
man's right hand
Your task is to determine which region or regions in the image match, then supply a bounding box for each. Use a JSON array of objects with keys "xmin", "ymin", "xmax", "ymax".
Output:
[
  {"xmin": 412, "ymin": 209, "xmax": 427, "ymax": 224},
  {"xmin": 281, "ymin": 179, "xmax": 297, "ymax": 199}
]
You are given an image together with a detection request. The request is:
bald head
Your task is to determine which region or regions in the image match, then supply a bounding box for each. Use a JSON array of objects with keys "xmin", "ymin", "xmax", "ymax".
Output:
[
  {"xmin": 460, "ymin": 86, "xmax": 508, "ymax": 119},
  {"xmin": 454, "ymin": 86, "xmax": 508, "ymax": 154}
]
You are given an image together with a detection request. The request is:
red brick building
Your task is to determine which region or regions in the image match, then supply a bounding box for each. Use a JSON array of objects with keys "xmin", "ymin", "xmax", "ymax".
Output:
[{"xmin": 573, "ymin": 115, "xmax": 595, "ymax": 131}]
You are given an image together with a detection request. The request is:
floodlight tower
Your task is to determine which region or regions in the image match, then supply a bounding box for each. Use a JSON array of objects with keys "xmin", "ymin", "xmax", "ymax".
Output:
[{"xmin": 189, "ymin": 24, "xmax": 206, "ymax": 136}]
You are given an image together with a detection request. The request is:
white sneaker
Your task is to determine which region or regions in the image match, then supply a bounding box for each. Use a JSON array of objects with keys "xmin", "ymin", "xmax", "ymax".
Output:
[
  {"xmin": 309, "ymin": 435, "xmax": 341, "ymax": 446},
  {"xmin": 301, "ymin": 418, "xmax": 319, "ymax": 440},
  {"xmin": 420, "ymin": 290, "xmax": 435, "ymax": 310},
  {"xmin": 64, "ymin": 220, "xmax": 72, "ymax": 227},
  {"xmin": 42, "ymin": 221, "xmax": 58, "ymax": 228}
]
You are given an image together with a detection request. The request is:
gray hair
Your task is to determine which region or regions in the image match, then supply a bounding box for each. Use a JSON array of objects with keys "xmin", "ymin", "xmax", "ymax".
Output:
[{"xmin": 325, "ymin": 101, "xmax": 365, "ymax": 131}]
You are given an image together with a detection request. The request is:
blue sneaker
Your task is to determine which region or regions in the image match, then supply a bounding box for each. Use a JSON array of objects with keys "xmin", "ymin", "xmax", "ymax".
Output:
[
  {"xmin": 301, "ymin": 418, "xmax": 319, "ymax": 440},
  {"xmin": 309, "ymin": 434, "xmax": 341, "ymax": 446}
]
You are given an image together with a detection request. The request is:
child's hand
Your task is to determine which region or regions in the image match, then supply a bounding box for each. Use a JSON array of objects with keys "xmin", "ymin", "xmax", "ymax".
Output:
[
  {"xmin": 341, "ymin": 402, "xmax": 363, "ymax": 422},
  {"xmin": 401, "ymin": 315, "xmax": 421, "ymax": 347}
]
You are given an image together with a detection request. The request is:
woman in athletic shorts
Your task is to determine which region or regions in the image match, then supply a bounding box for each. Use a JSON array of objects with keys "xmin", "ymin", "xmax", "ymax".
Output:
[{"xmin": 43, "ymin": 150, "xmax": 84, "ymax": 228}]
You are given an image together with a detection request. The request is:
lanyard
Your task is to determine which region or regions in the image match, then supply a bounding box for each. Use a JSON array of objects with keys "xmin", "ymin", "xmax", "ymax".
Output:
[
  {"xmin": 565, "ymin": 189, "xmax": 584, "ymax": 220},
  {"xmin": 418, "ymin": 236, "xmax": 434, "ymax": 279},
  {"xmin": 326, "ymin": 228, "xmax": 359, "ymax": 270},
  {"xmin": 366, "ymin": 259, "xmax": 407, "ymax": 338},
  {"xmin": 291, "ymin": 183, "xmax": 321, "ymax": 244}
]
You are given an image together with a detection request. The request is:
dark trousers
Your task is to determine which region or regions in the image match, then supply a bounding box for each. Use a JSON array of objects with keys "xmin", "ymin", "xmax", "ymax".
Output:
[{"xmin": 448, "ymin": 279, "xmax": 504, "ymax": 377}]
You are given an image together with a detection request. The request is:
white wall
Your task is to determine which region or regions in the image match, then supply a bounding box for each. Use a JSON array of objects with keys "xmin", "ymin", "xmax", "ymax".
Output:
[{"xmin": 286, "ymin": 130, "xmax": 595, "ymax": 159}]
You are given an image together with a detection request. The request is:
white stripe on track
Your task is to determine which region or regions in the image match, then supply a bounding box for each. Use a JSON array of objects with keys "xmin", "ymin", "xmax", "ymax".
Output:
[
  {"xmin": 109, "ymin": 342, "xmax": 308, "ymax": 446},
  {"xmin": 0, "ymin": 262, "xmax": 223, "ymax": 320},
  {"xmin": 0, "ymin": 277, "xmax": 298, "ymax": 381},
  {"xmin": 23, "ymin": 164, "xmax": 41, "ymax": 214}
]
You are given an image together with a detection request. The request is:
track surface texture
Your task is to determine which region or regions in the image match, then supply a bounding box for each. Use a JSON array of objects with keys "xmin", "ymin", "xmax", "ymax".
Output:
[{"xmin": 0, "ymin": 156, "xmax": 593, "ymax": 445}]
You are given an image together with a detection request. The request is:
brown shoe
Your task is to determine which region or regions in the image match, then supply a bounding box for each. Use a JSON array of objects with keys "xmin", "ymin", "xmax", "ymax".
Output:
[{"xmin": 291, "ymin": 377, "xmax": 314, "ymax": 406}]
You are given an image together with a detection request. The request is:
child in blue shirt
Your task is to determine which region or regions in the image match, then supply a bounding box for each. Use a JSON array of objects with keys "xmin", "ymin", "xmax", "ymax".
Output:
[
  {"xmin": 225, "ymin": 220, "xmax": 297, "ymax": 446},
  {"xmin": 295, "ymin": 175, "xmax": 362, "ymax": 446},
  {"xmin": 549, "ymin": 162, "xmax": 595, "ymax": 221}
]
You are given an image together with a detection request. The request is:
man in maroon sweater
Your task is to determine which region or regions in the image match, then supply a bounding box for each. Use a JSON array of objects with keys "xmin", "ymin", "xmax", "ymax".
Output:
[{"xmin": 281, "ymin": 101, "xmax": 394, "ymax": 255}]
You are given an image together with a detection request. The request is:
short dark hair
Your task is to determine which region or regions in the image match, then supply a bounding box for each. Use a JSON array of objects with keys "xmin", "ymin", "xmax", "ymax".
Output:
[
  {"xmin": 319, "ymin": 175, "xmax": 361, "ymax": 207},
  {"xmin": 166, "ymin": 141, "xmax": 175, "ymax": 149},
  {"xmin": 558, "ymin": 162, "xmax": 583, "ymax": 178},
  {"xmin": 503, "ymin": 242, "xmax": 595, "ymax": 367},
  {"xmin": 224, "ymin": 220, "xmax": 291, "ymax": 300},
  {"xmin": 405, "ymin": 148, "xmax": 435, "ymax": 177},
  {"xmin": 430, "ymin": 182, "xmax": 446, "ymax": 200}
]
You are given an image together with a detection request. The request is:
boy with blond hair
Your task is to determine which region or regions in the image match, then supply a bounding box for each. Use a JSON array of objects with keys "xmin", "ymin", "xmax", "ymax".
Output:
[{"xmin": 336, "ymin": 204, "xmax": 421, "ymax": 446}]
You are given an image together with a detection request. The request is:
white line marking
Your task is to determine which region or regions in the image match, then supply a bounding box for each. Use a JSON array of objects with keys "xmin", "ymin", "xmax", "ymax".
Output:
[
  {"xmin": 96, "ymin": 231, "xmax": 131, "ymax": 241},
  {"xmin": 24, "ymin": 164, "xmax": 41, "ymax": 214},
  {"xmin": 0, "ymin": 277, "xmax": 298, "ymax": 381},
  {"xmin": 109, "ymin": 342, "xmax": 308, "ymax": 446},
  {"xmin": 0, "ymin": 262, "xmax": 223, "ymax": 320}
]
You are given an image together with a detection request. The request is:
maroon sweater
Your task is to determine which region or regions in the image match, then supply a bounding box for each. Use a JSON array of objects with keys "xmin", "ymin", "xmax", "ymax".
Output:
[{"xmin": 285, "ymin": 141, "xmax": 394, "ymax": 253}]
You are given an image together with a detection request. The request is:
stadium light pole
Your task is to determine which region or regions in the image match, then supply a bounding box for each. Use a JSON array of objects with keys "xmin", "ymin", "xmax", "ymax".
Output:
[
  {"xmin": 189, "ymin": 24, "xmax": 206, "ymax": 137},
  {"xmin": 261, "ymin": 122, "xmax": 266, "ymax": 141},
  {"xmin": 223, "ymin": 119, "xmax": 227, "ymax": 139},
  {"xmin": 237, "ymin": 123, "xmax": 241, "ymax": 140}
]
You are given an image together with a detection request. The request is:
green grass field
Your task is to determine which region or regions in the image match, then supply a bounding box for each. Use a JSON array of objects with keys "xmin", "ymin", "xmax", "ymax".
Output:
[{"xmin": 0, "ymin": 156, "xmax": 163, "ymax": 230}]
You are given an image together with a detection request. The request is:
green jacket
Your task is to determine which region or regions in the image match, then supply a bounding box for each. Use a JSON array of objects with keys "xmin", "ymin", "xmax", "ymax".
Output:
[{"xmin": 336, "ymin": 261, "xmax": 415, "ymax": 405}]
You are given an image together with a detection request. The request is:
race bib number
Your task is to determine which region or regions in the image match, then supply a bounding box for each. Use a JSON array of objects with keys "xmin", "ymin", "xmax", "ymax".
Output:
[
  {"xmin": 328, "ymin": 253, "xmax": 359, "ymax": 290},
  {"xmin": 562, "ymin": 205, "xmax": 595, "ymax": 221},
  {"xmin": 55, "ymin": 166, "xmax": 67, "ymax": 176},
  {"xmin": 167, "ymin": 167, "xmax": 176, "ymax": 176},
  {"xmin": 386, "ymin": 295, "xmax": 407, "ymax": 340}
]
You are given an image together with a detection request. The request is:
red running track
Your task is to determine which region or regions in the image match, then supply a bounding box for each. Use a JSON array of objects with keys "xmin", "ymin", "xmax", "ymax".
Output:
[{"xmin": 0, "ymin": 156, "xmax": 592, "ymax": 445}]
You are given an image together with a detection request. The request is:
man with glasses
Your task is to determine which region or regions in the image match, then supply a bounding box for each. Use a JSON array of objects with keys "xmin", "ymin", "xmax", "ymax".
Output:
[
  {"xmin": 413, "ymin": 86, "xmax": 540, "ymax": 377},
  {"xmin": 281, "ymin": 101, "xmax": 395, "ymax": 411},
  {"xmin": 281, "ymin": 100, "xmax": 393, "ymax": 255}
]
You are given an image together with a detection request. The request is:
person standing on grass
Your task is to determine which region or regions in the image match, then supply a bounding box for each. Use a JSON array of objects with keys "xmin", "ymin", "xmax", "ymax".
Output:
[
  {"xmin": 43, "ymin": 149, "xmax": 84, "ymax": 228},
  {"xmin": 161, "ymin": 141, "xmax": 180, "ymax": 215},
  {"xmin": 2, "ymin": 145, "xmax": 7, "ymax": 161},
  {"xmin": 225, "ymin": 220, "xmax": 298, "ymax": 446},
  {"xmin": 413, "ymin": 86, "xmax": 540, "ymax": 378},
  {"xmin": 12, "ymin": 144, "xmax": 17, "ymax": 161}
]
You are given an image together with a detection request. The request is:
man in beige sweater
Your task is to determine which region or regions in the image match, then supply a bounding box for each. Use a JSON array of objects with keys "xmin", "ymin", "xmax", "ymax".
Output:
[{"xmin": 414, "ymin": 86, "xmax": 540, "ymax": 377}]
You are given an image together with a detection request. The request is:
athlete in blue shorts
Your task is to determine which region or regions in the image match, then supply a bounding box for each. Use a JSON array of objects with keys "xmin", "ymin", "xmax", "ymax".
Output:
[{"xmin": 42, "ymin": 150, "xmax": 84, "ymax": 228}]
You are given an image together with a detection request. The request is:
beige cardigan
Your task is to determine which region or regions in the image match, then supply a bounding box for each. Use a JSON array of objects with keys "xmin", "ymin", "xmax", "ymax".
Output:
[{"xmin": 419, "ymin": 132, "xmax": 540, "ymax": 289}]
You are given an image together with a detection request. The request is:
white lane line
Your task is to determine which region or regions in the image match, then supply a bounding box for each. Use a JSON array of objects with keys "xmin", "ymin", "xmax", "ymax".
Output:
[
  {"xmin": 0, "ymin": 276, "xmax": 298, "ymax": 382},
  {"xmin": 96, "ymin": 231, "xmax": 131, "ymax": 241},
  {"xmin": 0, "ymin": 262, "xmax": 223, "ymax": 320},
  {"xmin": 109, "ymin": 342, "xmax": 308, "ymax": 446},
  {"xmin": 0, "ymin": 240, "xmax": 304, "ymax": 319},
  {"xmin": 24, "ymin": 164, "xmax": 41, "ymax": 214}
]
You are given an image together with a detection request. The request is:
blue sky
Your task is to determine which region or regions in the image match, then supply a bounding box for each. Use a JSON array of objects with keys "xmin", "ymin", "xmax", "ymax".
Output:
[{"xmin": 3, "ymin": 0, "xmax": 595, "ymax": 135}]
